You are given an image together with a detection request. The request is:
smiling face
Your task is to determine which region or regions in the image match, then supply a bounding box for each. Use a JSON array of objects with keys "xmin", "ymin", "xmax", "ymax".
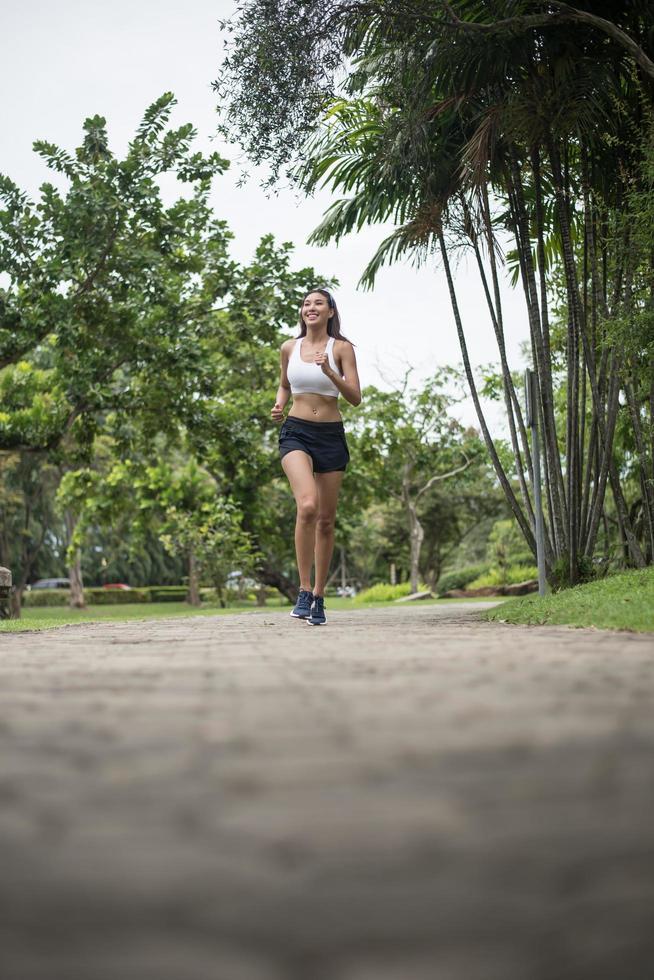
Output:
[{"xmin": 302, "ymin": 291, "xmax": 333, "ymax": 331}]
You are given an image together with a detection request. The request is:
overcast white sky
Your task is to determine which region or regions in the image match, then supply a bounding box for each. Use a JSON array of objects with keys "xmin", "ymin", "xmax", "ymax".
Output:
[{"xmin": 1, "ymin": 0, "xmax": 531, "ymax": 428}]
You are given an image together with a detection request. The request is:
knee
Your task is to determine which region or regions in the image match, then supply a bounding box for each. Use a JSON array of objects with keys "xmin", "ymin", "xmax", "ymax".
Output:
[
  {"xmin": 297, "ymin": 496, "xmax": 318, "ymax": 524},
  {"xmin": 316, "ymin": 513, "xmax": 335, "ymax": 536}
]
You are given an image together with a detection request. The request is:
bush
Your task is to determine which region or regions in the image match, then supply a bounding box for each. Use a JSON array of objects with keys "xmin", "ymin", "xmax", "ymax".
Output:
[
  {"xmin": 23, "ymin": 587, "xmax": 150, "ymax": 606},
  {"xmin": 467, "ymin": 565, "xmax": 538, "ymax": 589},
  {"xmin": 84, "ymin": 588, "xmax": 150, "ymax": 604},
  {"xmin": 436, "ymin": 564, "xmax": 491, "ymax": 594},
  {"xmin": 512, "ymin": 551, "xmax": 537, "ymax": 567},
  {"xmin": 23, "ymin": 588, "xmax": 71, "ymax": 607},
  {"xmin": 352, "ymin": 581, "xmax": 423, "ymax": 605},
  {"xmin": 148, "ymin": 586, "xmax": 190, "ymax": 602},
  {"xmin": 241, "ymin": 586, "xmax": 280, "ymax": 602}
]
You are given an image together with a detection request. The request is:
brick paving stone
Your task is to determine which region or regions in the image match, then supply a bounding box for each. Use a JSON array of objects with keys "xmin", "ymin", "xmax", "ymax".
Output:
[{"xmin": 0, "ymin": 603, "xmax": 653, "ymax": 980}]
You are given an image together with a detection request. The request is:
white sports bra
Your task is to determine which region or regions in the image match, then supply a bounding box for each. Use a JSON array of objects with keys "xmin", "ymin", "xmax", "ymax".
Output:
[{"xmin": 287, "ymin": 335, "xmax": 340, "ymax": 398}]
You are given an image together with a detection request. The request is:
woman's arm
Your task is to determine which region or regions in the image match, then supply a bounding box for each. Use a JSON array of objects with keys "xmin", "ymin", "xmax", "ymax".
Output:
[
  {"xmin": 316, "ymin": 341, "xmax": 362, "ymax": 406},
  {"xmin": 271, "ymin": 341, "xmax": 292, "ymax": 422}
]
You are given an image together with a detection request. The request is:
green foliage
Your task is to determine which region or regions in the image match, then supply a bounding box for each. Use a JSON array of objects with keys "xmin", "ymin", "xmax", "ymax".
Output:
[
  {"xmin": 81, "ymin": 588, "xmax": 151, "ymax": 605},
  {"xmin": 550, "ymin": 553, "xmax": 597, "ymax": 591},
  {"xmin": 147, "ymin": 587, "xmax": 190, "ymax": 602},
  {"xmin": 214, "ymin": 1, "xmax": 345, "ymax": 185},
  {"xmin": 150, "ymin": 461, "xmax": 260, "ymax": 597},
  {"xmin": 23, "ymin": 585, "xmax": 206, "ymax": 607},
  {"xmin": 467, "ymin": 566, "xmax": 539, "ymax": 589},
  {"xmin": 216, "ymin": 0, "xmax": 654, "ymax": 581},
  {"xmin": 0, "ymin": 95, "xmax": 338, "ymax": 610},
  {"xmin": 436, "ymin": 564, "xmax": 492, "ymax": 593},
  {"xmin": 352, "ymin": 581, "xmax": 418, "ymax": 605},
  {"xmin": 0, "ymin": 362, "xmax": 70, "ymax": 450},
  {"xmin": 22, "ymin": 590, "xmax": 72, "ymax": 608},
  {"xmin": 0, "ymin": 453, "xmax": 61, "ymax": 598},
  {"xmin": 433, "ymin": 521, "xmax": 532, "ymax": 593},
  {"xmin": 24, "ymin": 588, "xmax": 150, "ymax": 606},
  {"xmin": 338, "ymin": 369, "xmax": 498, "ymax": 590},
  {"xmin": 486, "ymin": 519, "xmax": 534, "ymax": 583},
  {"xmin": 0, "ymin": 93, "xmax": 231, "ymax": 453}
]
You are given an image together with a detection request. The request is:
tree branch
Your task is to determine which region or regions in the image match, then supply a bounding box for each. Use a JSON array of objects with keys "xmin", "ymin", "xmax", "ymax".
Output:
[
  {"xmin": 415, "ymin": 451, "xmax": 470, "ymax": 502},
  {"xmin": 73, "ymin": 217, "xmax": 122, "ymax": 297},
  {"xmin": 438, "ymin": 1, "xmax": 654, "ymax": 81}
]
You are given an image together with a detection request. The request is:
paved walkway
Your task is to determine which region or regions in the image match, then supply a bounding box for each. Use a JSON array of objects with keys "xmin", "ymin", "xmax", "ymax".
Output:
[{"xmin": 1, "ymin": 604, "xmax": 653, "ymax": 980}]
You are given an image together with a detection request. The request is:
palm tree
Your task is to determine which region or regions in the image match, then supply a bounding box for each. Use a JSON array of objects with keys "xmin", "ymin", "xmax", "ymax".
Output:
[
  {"xmin": 293, "ymin": 0, "xmax": 654, "ymax": 579},
  {"xmin": 216, "ymin": 0, "xmax": 654, "ymax": 578}
]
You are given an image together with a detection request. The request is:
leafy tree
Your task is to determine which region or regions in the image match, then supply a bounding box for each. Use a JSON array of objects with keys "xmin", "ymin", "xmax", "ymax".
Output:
[
  {"xmin": 417, "ymin": 467, "xmax": 505, "ymax": 588},
  {"xmin": 0, "ymin": 93, "xmax": 232, "ymax": 612},
  {"xmin": 0, "ymin": 93, "xmax": 232, "ymax": 452},
  {"xmin": 486, "ymin": 519, "xmax": 532, "ymax": 585},
  {"xmin": 342, "ymin": 371, "xmax": 488, "ymax": 592},
  {"xmin": 141, "ymin": 459, "xmax": 257, "ymax": 606},
  {"xmin": 0, "ymin": 97, "xmax": 330, "ymax": 612}
]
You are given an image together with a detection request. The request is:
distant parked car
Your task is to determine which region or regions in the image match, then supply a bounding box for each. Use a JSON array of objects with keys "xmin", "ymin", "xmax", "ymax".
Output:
[
  {"xmin": 30, "ymin": 578, "xmax": 71, "ymax": 590},
  {"xmin": 102, "ymin": 583, "xmax": 131, "ymax": 590}
]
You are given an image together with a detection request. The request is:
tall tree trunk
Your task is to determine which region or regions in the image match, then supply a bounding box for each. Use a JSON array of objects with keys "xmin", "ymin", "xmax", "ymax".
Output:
[
  {"xmin": 531, "ymin": 147, "xmax": 568, "ymax": 552},
  {"xmin": 437, "ymin": 229, "xmax": 538, "ymax": 557},
  {"xmin": 546, "ymin": 137, "xmax": 644, "ymax": 570},
  {"xmin": 187, "ymin": 551, "xmax": 201, "ymax": 607},
  {"xmin": 465, "ymin": 195, "xmax": 535, "ymax": 528},
  {"xmin": 608, "ymin": 458, "xmax": 647, "ymax": 568},
  {"xmin": 408, "ymin": 506, "xmax": 424, "ymax": 595},
  {"xmin": 545, "ymin": 138, "xmax": 581, "ymax": 582},
  {"xmin": 507, "ymin": 152, "xmax": 560, "ymax": 564},
  {"xmin": 68, "ymin": 549, "xmax": 85, "ymax": 609},
  {"xmin": 64, "ymin": 509, "xmax": 86, "ymax": 609},
  {"xmin": 402, "ymin": 466, "xmax": 424, "ymax": 594},
  {"xmin": 584, "ymin": 352, "xmax": 621, "ymax": 557},
  {"xmin": 9, "ymin": 578, "xmax": 25, "ymax": 619},
  {"xmin": 625, "ymin": 377, "xmax": 654, "ymax": 560},
  {"xmin": 257, "ymin": 558, "xmax": 297, "ymax": 603},
  {"xmin": 9, "ymin": 515, "xmax": 48, "ymax": 620}
]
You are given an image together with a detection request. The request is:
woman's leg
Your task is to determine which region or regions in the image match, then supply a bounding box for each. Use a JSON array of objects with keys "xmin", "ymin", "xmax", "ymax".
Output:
[
  {"xmin": 281, "ymin": 451, "xmax": 318, "ymax": 590},
  {"xmin": 313, "ymin": 470, "xmax": 344, "ymax": 596}
]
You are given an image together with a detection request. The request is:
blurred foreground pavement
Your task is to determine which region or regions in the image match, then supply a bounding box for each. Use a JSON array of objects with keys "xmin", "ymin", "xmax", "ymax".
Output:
[{"xmin": 1, "ymin": 603, "xmax": 653, "ymax": 980}]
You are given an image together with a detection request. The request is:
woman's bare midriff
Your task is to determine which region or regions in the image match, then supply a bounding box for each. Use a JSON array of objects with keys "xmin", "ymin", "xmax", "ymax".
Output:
[{"xmin": 287, "ymin": 393, "xmax": 342, "ymax": 422}]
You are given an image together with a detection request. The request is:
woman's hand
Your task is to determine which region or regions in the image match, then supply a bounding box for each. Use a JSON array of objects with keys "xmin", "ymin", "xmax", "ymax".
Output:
[
  {"xmin": 270, "ymin": 401, "xmax": 285, "ymax": 423},
  {"xmin": 314, "ymin": 351, "xmax": 333, "ymax": 377}
]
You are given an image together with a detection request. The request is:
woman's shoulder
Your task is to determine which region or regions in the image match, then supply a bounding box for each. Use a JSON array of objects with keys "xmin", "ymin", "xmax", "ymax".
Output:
[
  {"xmin": 333, "ymin": 337, "xmax": 354, "ymax": 351},
  {"xmin": 280, "ymin": 337, "xmax": 297, "ymax": 354}
]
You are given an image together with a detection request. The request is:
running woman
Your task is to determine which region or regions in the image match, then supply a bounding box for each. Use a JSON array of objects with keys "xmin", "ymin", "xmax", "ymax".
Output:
[{"xmin": 271, "ymin": 288, "xmax": 361, "ymax": 626}]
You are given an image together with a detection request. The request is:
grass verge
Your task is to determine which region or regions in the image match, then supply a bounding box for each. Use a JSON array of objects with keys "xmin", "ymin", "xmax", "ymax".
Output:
[
  {"xmin": 0, "ymin": 595, "xmax": 502, "ymax": 633},
  {"xmin": 0, "ymin": 601, "xmax": 281, "ymax": 633},
  {"xmin": 484, "ymin": 566, "xmax": 654, "ymax": 632}
]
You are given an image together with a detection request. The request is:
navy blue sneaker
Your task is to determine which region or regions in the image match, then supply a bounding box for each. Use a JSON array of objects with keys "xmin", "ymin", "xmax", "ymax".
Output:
[
  {"xmin": 306, "ymin": 595, "xmax": 326, "ymax": 626},
  {"xmin": 291, "ymin": 589, "xmax": 314, "ymax": 618}
]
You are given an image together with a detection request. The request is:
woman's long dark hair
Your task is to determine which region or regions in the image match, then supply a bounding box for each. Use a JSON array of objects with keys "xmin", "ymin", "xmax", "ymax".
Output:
[{"xmin": 297, "ymin": 287, "xmax": 354, "ymax": 344}]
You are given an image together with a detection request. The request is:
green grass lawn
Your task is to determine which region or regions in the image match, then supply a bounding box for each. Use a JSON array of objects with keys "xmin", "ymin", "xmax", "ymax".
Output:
[
  {"xmin": 485, "ymin": 566, "xmax": 654, "ymax": 632},
  {"xmin": 0, "ymin": 601, "xmax": 282, "ymax": 633},
  {"xmin": 0, "ymin": 595, "xmax": 502, "ymax": 633}
]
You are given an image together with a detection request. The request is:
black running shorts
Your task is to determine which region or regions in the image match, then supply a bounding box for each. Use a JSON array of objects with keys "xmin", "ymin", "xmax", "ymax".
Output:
[{"xmin": 278, "ymin": 417, "xmax": 350, "ymax": 473}]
